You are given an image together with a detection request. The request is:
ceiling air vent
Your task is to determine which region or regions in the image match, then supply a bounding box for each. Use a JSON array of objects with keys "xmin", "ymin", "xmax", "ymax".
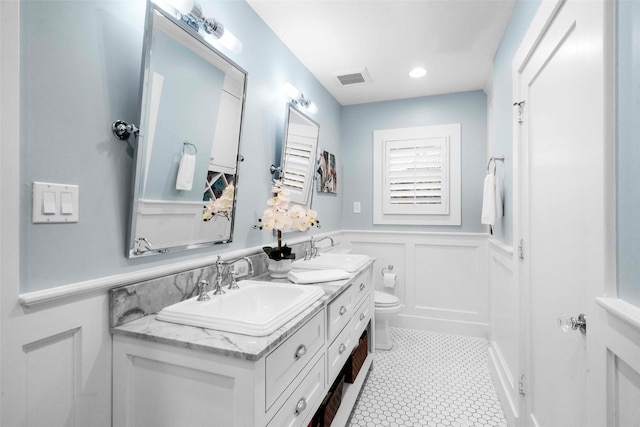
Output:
[{"xmin": 335, "ymin": 68, "xmax": 371, "ymax": 86}]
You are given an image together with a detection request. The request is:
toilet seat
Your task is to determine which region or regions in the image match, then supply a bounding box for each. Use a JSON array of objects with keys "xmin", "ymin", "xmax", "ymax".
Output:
[{"xmin": 374, "ymin": 290, "xmax": 400, "ymax": 307}]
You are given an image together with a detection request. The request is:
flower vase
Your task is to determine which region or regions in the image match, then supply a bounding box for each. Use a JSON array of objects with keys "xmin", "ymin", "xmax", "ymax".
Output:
[{"xmin": 267, "ymin": 258, "xmax": 293, "ymax": 278}]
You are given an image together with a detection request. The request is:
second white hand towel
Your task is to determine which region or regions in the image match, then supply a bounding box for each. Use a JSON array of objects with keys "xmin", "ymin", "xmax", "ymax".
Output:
[{"xmin": 176, "ymin": 153, "xmax": 196, "ymax": 191}]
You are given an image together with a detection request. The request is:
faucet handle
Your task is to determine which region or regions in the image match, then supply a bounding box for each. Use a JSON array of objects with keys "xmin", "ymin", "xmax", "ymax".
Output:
[
  {"xmin": 227, "ymin": 271, "xmax": 240, "ymax": 291},
  {"xmin": 196, "ymin": 280, "xmax": 211, "ymax": 301}
]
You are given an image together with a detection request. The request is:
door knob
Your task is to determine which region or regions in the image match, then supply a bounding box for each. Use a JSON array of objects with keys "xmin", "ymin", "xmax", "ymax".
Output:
[{"xmin": 557, "ymin": 313, "xmax": 587, "ymax": 335}]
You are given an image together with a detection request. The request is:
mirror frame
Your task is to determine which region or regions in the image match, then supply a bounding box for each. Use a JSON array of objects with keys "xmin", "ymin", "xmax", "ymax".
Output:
[
  {"xmin": 278, "ymin": 103, "xmax": 320, "ymax": 207},
  {"xmin": 127, "ymin": 1, "xmax": 248, "ymax": 258}
]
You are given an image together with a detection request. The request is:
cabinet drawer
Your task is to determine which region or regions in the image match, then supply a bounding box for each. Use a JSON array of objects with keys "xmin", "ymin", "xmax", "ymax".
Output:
[
  {"xmin": 267, "ymin": 354, "xmax": 325, "ymax": 427},
  {"xmin": 326, "ymin": 316, "xmax": 357, "ymax": 383},
  {"xmin": 327, "ymin": 286, "xmax": 354, "ymax": 343},
  {"xmin": 266, "ymin": 309, "xmax": 325, "ymax": 410},
  {"xmin": 352, "ymin": 270, "xmax": 371, "ymax": 308},
  {"xmin": 352, "ymin": 296, "xmax": 371, "ymax": 339}
]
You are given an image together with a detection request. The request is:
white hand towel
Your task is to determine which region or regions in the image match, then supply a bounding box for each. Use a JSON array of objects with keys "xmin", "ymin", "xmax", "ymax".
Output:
[
  {"xmin": 176, "ymin": 153, "xmax": 196, "ymax": 191},
  {"xmin": 288, "ymin": 269, "xmax": 351, "ymax": 284},
  {"xmin": 481, "ymin": 173, "xmax": 497, "ymax": 225}
]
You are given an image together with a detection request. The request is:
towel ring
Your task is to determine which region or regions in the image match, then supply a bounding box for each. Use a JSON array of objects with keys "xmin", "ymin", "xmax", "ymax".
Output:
[
  {"xmin": 183, "ymin": 141, "xmax": 198, "ymax": 155},
  {"xmin": 382, "ymin": 265, "xmax": 394, "ymax": 276},
  {"xmin": 486, "ymin": 156, "xmax": 505, "ymax": 173}
]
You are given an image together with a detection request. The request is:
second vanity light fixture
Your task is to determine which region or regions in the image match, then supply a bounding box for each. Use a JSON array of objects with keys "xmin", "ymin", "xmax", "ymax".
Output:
[
  {"xmin": 284, "ymin": 83, "xmax": 318, "ymax": 115},
  {"xmin": 154, "ymin": 0, "xmax": 243, "ymax": 54}
]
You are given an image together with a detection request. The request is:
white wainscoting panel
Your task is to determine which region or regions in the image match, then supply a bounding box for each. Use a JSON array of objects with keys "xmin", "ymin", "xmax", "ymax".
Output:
[
  {"xmin": 343, "ymin": 231, "xmax": 489, "ymax": 337},
  {"xmin": 23, "ymin": 328, "xmax": 81, "ymax": 427},
  {"xmin": 598, "ymin": 298, "xmax": 640, "ymax": 427},
  {"xmin": 486, "ymin": 239, "xmax": 519, "ymax": 426},
  {"xmin": 608, "ymin": 351, "xmax": 640, "ymax": 427},
  {"xmin": 2, "ymin": 292, "xmax": 112, "ymax": 427}
]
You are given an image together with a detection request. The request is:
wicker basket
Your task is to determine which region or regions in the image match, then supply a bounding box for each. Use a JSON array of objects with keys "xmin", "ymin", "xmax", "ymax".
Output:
[
  {"xmin": 344, "ymin": 330, "xmax": 368, "ymax": 383},
  {"xmin": 314, "ymin": 374, "xmax": 345, "ymax": 427}
]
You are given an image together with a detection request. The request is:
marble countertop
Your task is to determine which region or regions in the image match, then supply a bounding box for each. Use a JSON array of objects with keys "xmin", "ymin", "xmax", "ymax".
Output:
[{"xmin": 110, "ymin": 266, "xmax": 370, "ymax": 361}]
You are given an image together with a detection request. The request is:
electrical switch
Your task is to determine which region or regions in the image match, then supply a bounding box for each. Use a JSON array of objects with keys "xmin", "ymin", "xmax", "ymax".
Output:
[
  {"xmin": 60, "ymin": 192, "xmax": 74, "ymax": 215},
  {"xmin": 42, "ymin": 191, "xmax": 56, "ymax": 215},
  {"xmin": 32, "ymin": 182, "xmax": 79, "ymax": 223}
]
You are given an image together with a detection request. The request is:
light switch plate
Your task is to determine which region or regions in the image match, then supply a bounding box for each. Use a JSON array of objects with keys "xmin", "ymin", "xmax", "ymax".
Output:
[{"xmin": 32, "ymin": 182, "xmax": 79, "ymax": 223}]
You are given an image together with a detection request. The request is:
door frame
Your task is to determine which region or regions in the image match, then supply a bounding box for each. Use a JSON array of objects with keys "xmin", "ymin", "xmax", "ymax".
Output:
[{"xmin": 511, "ymin": 0, "xmax": 615, "ymax": 425}]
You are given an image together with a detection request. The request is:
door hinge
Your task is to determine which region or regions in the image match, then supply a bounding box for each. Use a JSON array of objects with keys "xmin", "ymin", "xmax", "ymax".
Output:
[
  {"xmin": 519, "ymin": 374, "xmax": 526, "ymax": 396},
  {"xmin": 514, "ymin": 100, "xmax": 525, "ymax": 124},
  {"xmin": 518, "ymin": 238, "xmax": 525, "ymax": 261}
]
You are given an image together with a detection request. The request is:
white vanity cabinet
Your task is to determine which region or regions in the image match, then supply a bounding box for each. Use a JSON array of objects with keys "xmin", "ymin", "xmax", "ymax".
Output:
[{"xmin": 111, "ymin": 262, "xmax": 374, "ymax": 427}]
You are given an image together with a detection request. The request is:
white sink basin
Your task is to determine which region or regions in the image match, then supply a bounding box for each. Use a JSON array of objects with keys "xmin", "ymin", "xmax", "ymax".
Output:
[
  {"xmin": 292, "ymin": 253, "xmax": 370, "ymax": 273},
  {"xmin": 156, "ymin": 280, "xmax": 324, "ymax": 336}
]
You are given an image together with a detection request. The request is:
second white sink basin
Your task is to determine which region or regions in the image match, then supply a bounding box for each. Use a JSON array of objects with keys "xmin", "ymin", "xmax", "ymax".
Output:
[
  {"xmin": 156, "ymin": 280, "xmax": 324, "ymax": 336},
  {"xmin": 292, "ymin": 253, "xmax": 370, "ymax": 272}
]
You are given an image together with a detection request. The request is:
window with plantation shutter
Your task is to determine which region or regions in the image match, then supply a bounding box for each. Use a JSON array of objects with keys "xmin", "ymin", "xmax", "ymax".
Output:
[
  {"xmin": 373, "ymin": 124, "xmax": 461, "ymax": 226},
  {"xmin": 384, "ymin": 137, "xmax": 449, "ymax": 215}
]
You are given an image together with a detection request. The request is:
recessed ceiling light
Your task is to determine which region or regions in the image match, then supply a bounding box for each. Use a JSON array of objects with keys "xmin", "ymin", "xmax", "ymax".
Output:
[{"xmin": 409, "ymin": 67, "xmax": 428, "ymax": 78}]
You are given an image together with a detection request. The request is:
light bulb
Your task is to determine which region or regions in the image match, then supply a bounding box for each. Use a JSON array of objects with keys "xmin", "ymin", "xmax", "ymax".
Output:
[
  {"xmin": 283, "ymin": 83, "xmax": 302, "ymax": 101},
  {"xmin": 219, "ymin": 29, "xmax": 243, "ymax": 55}
]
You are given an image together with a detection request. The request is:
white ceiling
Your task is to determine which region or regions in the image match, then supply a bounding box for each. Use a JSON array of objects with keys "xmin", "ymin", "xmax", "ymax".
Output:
[{"xmin": 246, "ymin": 0, "xmax": 515, "ymax": 106}]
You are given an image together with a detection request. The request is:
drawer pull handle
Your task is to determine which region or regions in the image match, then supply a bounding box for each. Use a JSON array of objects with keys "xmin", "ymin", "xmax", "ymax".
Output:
[
  {"xmin": 294, "ymin": 398, "xmax": 307, "ymax": 415},
  {"xmin": 339, "ymin": 305, "xmax": 347, "ymax": 315},
  {"xmin": 359, "ymin": 313, "xmax": 365, "ymax": 321},
  {"xmin": 360, "ymin": 283, "xmax": 365, "ymax": 291},
  {"xmin": 339, "ymin": 343, "xmax": 346, "ymax": 354},
  {"xmin": 294, "ymin": 344, "xmax": 307, "ymax": 360}
]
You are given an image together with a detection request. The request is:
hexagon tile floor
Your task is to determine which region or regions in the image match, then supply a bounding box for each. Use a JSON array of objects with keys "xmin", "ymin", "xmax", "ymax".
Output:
[{"xmin": 346, "ymin": 328, "xmax": 507, "ymax": 427}]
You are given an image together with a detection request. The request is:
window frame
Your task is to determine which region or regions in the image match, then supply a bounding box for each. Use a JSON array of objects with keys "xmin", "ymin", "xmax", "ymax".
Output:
[{"xmin": 373, "ymin": 123, "xmax": 461, "ymax": 226}]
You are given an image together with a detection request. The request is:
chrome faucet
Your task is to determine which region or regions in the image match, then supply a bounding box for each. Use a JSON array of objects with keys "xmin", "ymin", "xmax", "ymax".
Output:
[
  {"xmin": 312, "ymin": 236, "xmax": 335, "ymax": 257},
  {"xmin": 209, "ymin": 255, "xmax": 255, "ymax": 296},
  {"xmin": 212, "ymin": 256, "xmax": 227, "ymax": 295}
]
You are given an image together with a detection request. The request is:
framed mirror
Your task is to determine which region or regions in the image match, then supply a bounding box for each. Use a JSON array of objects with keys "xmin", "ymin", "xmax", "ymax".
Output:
[
  {"xmin": 279, "ymin": 103, "xmax": 320, "ymax": 207},
  {"xmin": 127, "ymin": 2, "xmax": 247, "ymax": 257}
]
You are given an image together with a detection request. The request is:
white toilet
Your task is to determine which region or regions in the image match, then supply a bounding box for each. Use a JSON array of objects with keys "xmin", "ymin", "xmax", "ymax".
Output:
[{"xmin": 374, "ymin": 290, "xmax": 402, "ymax": 350}]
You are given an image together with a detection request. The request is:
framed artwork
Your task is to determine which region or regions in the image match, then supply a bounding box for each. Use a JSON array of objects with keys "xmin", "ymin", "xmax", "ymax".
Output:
[{"xmin": 317, "ymin": 150, "xmax": 337, "ymax": 193}]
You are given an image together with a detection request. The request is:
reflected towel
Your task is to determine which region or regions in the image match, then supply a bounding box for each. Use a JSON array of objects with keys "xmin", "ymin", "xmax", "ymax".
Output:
[
  {"xmin": 176, "ymin": 153, "xmax": 196, "ymax": 191},
  {"xmin": 481, "ymin": 173, "xmax": 503, "ymax": 226},
  {"xmin": 288, "ymin": 269, "xmax": 351, "ymax": 284}
]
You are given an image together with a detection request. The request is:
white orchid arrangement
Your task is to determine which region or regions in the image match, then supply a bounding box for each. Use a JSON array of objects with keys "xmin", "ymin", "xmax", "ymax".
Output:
[
  {"xmin": 203, "ymin": 184, "xmax": 234, "ymax": 221},
  {"xmin": 256, "ymin": 180, "xmax": 320, "ymax": 260}
]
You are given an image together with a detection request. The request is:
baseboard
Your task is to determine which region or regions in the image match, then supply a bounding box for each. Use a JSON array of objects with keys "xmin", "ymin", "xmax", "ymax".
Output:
[{"xmin": 392, "ymin": 313, "xmax": 488, "ymax": 338}]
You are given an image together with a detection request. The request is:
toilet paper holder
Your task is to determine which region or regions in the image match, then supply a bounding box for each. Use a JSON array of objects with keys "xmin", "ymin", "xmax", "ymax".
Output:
[{"xmin": 382, "ymin": 265, "xmax": 394, "ymax": 276}]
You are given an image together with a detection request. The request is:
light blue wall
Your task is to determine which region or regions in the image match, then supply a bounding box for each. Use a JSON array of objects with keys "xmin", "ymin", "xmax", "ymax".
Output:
[
  {"xmin": 340, "ymin": 91, "xmax": 488, "ymax": 232},
  {"xmin": 617, "ymin": 0, "xmax": 640, "ymax": 307},
  {"xmin": 20, "ymin": 0, "xmax": 342, "ymax": 292},
  {"xmin": 488, "ymin": 0, "xmax": 541, "ymax": 245}
]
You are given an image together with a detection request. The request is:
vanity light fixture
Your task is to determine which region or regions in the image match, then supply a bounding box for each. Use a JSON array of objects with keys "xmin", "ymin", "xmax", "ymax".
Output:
[
  {"xmin": 284, "ymin": 83, "xmax": 318, "ymax": 114},
  {"xmin": 154, "ymin": 0, "xmax": 243, "ymax": 54},
  {"xmin": 409, "ymin": 67, "xmax": 428, "ymax": 78}
]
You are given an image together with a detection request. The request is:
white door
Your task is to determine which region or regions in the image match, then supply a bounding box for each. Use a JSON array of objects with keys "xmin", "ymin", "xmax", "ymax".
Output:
[{"xmin": 514, "ymin": 0, "xmax": 610, "ymax": 426}]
